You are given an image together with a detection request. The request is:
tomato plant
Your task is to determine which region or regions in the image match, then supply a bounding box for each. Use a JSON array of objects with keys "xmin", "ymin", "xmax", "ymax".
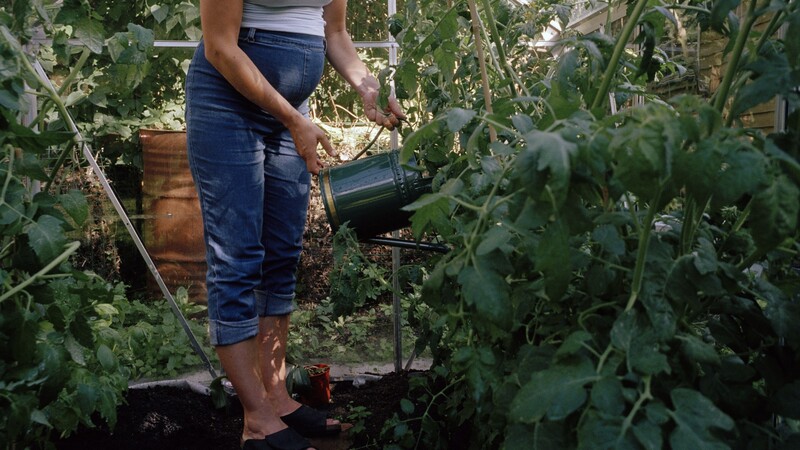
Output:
[
  {"xmin": 387, "ymin": 0, "xmax": 800, "ymax": 448},
  {"xmin": 0, "ymin": 1, "xmax": 178, "ymax": 446}
]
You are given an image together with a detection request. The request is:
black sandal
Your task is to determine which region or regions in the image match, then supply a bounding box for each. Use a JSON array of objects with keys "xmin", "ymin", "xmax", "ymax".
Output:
[
  {"xmin": 241, "ymin": 428, "xmax": 315, "ymax": 450},
  {"xmin": 281, "ymin": 404, "xmax": 343, "ymax": 437}
]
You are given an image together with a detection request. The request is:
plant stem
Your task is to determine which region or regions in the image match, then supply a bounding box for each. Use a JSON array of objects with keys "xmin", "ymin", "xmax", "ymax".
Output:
[
  {"xmin": 578, "ymin": 300, "xmax": 620, "ymax": 331},
  {"xmin": 618, "ymin": 375, "xmax": 653, "ymax": 443},
  {"xmin": 596, "ymin": 344, "xmax": 614, "ymax": 374},
  {"xmin": 719, "ymin": 4, "xmax": 791, "ymax": 121},
  {"xmin": 1, "ymin": 144, "xmax": 16, "ymax": 203},
  {"xmin": 479, "ymin": 0, "xmax": 523, "ymax": 97},
  {"xmin": 736, "ymin": 247, "xmax": 768, "ymax": 272},
  {"xmin": 731, "ymin": 198, "xmax": 753, "ymax": 233},
  {"xmin": 625, "ymin": 189, "xmax": 662, "ymax": 312},
  {"xmin": 467, "ymin": 0, "xmax": 497, "ymax": 142},
  {"xmin": 713, "ymin": 0, "xmax": 758, "ymax": 115},
  {"xmin": 590, "ymin": 0, "xmax": 650, "ymax": 111},
  {"xmin": 482, "ymin": 114, "xmax": 524, "ymax": 140},
  {"xmin": 43, "ymin": 141, "xmax": 76, "ymax": 191},
  {"xmin": 680, "ymin": 197, "xmax": 710, "ymax": 256},
  {"xmin": 755, "ymin": 10, "xmax": 785, "ymax": 55},
  {"xmin": 57, "ymin": 47, "xmax": 91, "ymax": 96},
  {"xmin": 0, "ymin": 241, "xmax": 80, "ymax": 303},
  {"xmin": 414, "ymin": 375, "xmax": 464, "ymax": 450}
]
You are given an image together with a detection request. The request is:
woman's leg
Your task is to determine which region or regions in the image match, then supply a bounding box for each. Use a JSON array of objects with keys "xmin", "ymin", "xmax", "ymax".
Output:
[
  {"xmin": 255, "ymin": 118, "xmax": 339, "ymax": 429},
  {"xmin": 255, "ymin": 139, "xmax": 309, "ymax": 414},
  {"xmin": 258, "ymin": 315, "xmax": 294, "ymax": 415},
  {"xmin": 258, "ymin": 316, "xmax": 342, "ymax": 428},
  {"xmin": 217, "ymin": 338, "xmax": 286, "ymax": 440}
]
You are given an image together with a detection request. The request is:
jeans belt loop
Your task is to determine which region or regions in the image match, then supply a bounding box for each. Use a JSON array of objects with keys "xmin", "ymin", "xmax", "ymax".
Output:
[{"xmin": 247, "ymin": 27, "xmax": 256, "ymax": 43}]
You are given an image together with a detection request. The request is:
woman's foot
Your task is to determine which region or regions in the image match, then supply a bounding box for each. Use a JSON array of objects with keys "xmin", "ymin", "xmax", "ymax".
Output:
[
  {"xmin": 241, "ymin": 427, "xmax": 316, "ymax": 450},
  {"xmin": 269, "ymin": 394, "xmax": 342, "ymax": 432},
  {"xmin": 281, "ymin": 404, "xmax": 346, "ymax": 437}
]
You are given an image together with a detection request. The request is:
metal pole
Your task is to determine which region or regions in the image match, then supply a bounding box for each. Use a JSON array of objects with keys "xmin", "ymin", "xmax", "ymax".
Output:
[
  {"xmin": 33, "ymin": 38, "xmax": 396, "ymax": 50},
  {"xmin": 388, "ymin": 0, "xmax": 404, "ymax": 373}
]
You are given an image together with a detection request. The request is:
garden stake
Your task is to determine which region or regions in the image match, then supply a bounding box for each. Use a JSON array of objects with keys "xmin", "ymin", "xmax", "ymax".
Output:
[{"xmin": 29, "ymin": 57, "xmax": 219, "ymax": 381}]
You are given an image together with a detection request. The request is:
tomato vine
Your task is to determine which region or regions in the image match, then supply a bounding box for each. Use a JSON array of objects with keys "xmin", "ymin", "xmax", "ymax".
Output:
[{"xmin": 387, "ymin": 0, "xmax": 800, "ymax": 448}]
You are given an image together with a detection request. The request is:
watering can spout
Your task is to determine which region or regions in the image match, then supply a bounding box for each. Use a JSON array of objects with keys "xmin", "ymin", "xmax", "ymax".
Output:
[{"xmin": 318, "ymin": 150, "xmax": 443, "ymax": 251}]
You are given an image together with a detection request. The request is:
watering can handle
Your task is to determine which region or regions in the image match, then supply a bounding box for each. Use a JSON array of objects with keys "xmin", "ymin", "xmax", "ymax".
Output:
[
  {"xmin": 351, "ymin": 125, "xmax": 385, "ymax": 161},
  {"xmin": 351, "ymin": 118, "xmax": 407, "ymax": 161}
]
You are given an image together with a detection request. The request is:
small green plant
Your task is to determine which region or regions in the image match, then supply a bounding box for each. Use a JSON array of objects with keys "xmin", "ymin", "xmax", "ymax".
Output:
[
  {"xmin": 329, "ymin": 225, "xmax": 393, "ymax": 316},
  {"xmin": 286, "ymin": 363, "xmax": 312, "ymax": 398},
  {"xmin": 209, "ymin": 375, "xmax": 231, "ymax": 410},
  {"xmin": 287, "ymin": 295, "xmax": 424, "ymax": 365},
  {"xmin": 111, "ymin": 287, "xmax": 215, "ymax": 380},
  {"xmin": 346, "ymin": 404, "xmax": 373, "ymax": 437}
]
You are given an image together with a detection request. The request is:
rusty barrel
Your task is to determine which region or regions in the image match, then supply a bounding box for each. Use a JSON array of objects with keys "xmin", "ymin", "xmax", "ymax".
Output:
[
  {"xmin": 318, "ymin": 150, "xmax": 431, "ymax": 239},
  {"xmin": 140, "ymin": 129, "xmax": 207, "ymax": 303}
]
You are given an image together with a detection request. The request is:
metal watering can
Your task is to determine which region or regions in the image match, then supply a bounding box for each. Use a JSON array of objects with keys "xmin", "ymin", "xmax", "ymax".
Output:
[{"xmin": 318, "ymin": 149, "xmax": 447, "ymax": 253}]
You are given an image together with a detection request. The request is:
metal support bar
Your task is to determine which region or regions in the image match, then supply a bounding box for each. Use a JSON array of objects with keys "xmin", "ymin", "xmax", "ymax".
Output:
[
  {"xmin": 31, "ymin": 59, "xmax": 219, "ymax": 381},
  {"xmin": 388, "ymin": 0, "xmax": 403, "ymax": 373},
  {"xmin": 32, "ymin": 38, "xmax": 398, "ymax": 50}
]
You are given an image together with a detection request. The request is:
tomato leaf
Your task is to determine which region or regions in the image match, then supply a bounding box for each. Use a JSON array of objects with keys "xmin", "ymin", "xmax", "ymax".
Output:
[
  {"xmin": 750, "ymin": 174, "xmax": 799, "ymax": 252},
  {"xmin": 25, "ymin": 215, "xmax": 66, "ymax": 264},
  {"xmin": 457, "ymin": 258, "xmax": 511, "ymax": 327},
  {"xmin": 669, "ymin": 388, "xmax": 734, "ymax": 450},
  {"xmin": 510, "ymin": 356, "xmax": 596, "ymax": 423},
  {"xmin": 535, "ymin": 220, "xmax": 571, "ymax": 301}
]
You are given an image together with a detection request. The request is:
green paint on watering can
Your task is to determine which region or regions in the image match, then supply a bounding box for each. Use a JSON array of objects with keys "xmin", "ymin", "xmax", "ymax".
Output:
[{"xmin": 319, "ymin": 150, "xmax": 431, "ymax": 239}]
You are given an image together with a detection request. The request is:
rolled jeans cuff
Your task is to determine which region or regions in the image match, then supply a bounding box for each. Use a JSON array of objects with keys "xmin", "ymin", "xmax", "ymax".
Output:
[
  {"xmin": 209, "ymin": 316, "xmax": 259, "ymax": 347},
  {"xmin": 255, "ymin": 289, "xmax": 296, "ymax": 316}
]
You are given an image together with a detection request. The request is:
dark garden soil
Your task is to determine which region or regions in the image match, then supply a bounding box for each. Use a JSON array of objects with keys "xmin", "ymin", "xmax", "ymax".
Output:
[{"xmin": 55, "ymin": 370, "xmax": 418, "ymax": 450}]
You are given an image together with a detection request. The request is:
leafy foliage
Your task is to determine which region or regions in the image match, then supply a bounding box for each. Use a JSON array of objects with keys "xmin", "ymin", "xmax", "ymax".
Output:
[
  {"xmin": 0, "ymin": 3, "xmax": 198, "ymax": 446},
  {"xmin": 112, "ymin": 287, "xmax": 214, "ymax": 380},
  {"xmin": 329, "ymin": 224, "xmax": 394, "ymax": 316},
  {"xmin": 381, "ymin": 0, "xmax": 800, "ymax": 448}
]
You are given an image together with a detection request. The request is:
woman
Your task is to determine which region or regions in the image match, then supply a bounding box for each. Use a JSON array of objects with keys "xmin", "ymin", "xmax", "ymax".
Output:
[{"xmin": 185, "ymin": 0, "xmax": 404, "ymax": 448}]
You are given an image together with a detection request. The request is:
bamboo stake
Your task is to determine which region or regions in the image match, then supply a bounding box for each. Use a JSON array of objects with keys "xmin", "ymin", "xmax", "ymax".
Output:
[{"xmin": 468, "ymin": 0, "xmax": 497, "ymax": 142}]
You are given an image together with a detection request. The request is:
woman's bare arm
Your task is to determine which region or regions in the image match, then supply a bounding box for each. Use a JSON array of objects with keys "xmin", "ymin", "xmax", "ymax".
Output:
[
  {"xmin": 323, "ymin": 0, "xmax": 404, "ymax": 128},
  {"xmin": 199, "ymin": 0, "xmax": 335, "ymax": 174}
]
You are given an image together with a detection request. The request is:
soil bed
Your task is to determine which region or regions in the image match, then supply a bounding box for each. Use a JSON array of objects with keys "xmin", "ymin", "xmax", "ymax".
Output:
[{"xmin": 55, "ymin": 370, "xmax": 417, "ymax": 450}]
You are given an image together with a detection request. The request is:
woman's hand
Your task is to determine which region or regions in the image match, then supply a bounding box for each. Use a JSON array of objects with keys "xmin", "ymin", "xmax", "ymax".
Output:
[
  {"xmin": 361, "ymin": 84, "xmax": 406, "ymax": 130},
  {"xmin": 286, "ymin": 113, "xmax": 337, "ymax": 175},
  {"xmin": 323, "ymin": 0, "xmax": 406, "ymax": 130}
]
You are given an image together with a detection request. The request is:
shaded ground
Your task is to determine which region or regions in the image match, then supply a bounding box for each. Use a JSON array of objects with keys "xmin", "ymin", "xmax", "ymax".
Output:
[{"xmin": 55, "ymin": 371, "xmax": 417, "ymax": 450}]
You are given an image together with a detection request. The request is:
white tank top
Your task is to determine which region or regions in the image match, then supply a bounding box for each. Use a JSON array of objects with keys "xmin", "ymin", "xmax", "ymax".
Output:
[{"xmin": 241, "ymin": 0, "xmax": 333, "ymax": 37}]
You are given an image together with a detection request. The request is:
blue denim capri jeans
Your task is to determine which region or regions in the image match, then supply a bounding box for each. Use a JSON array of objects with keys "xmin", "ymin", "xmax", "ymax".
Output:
[{"xmin": 185, "ymin": 28, "xmax": 325, "ymax": 346}]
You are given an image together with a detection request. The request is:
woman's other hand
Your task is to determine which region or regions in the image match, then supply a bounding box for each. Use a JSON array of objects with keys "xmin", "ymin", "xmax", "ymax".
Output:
[{"xmin": 286, "ymin": 114, "xmax": 337, "ymax": 175}]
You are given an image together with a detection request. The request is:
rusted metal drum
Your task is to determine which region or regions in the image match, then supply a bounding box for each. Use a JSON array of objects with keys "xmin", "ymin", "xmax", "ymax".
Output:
[
  {"xmin": 140, "ymin": 129, "xmax": 207, "ymax": 303},
  {"xmin": 318, "ymin": 150, "xmax": 431, "ymax": 239}
]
